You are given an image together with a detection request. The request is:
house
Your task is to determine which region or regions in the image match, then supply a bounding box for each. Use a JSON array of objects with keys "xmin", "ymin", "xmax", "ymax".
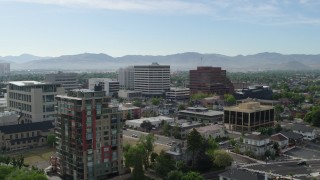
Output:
[
  {"xmin": 169, "ymin": 120, "xmax": 203, "ymax": 139},
  {"xmin": 280, "ymin": 131, "xmax": 303, "ymax": 146},
  {"xmin": 290, "ymin": 123, "xmax": 316, "ymax": 140},
  {"xmin": 195, "ymin": 124, "xmax": 226, "ymax": 139},
  {"xmin": 118, "ymin": 103, "xmax": 141, "ymax": 120},
  {"xmin": 270, "ymin": 133, "xmax": 289, "ymax": 149},
  {"xmin": 240, "ymin": 133, "xmax": 272, "ymax": 157}
]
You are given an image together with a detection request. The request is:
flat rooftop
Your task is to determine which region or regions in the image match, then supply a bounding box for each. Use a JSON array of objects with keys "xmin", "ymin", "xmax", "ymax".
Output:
[
  {"xmin": 9, "ymin": 81, "xmax": 45, "ymax": 86},
  {"xmin": 179, "ymin": 110, "xmax": 224, "ymax": 116},
  {"xmin": 127, "ymin": 116, "xmax": 173, "ymax": 123},
  {"xmin": 224, "ymin": 102, "xmax": 273, "ymax": 113}
]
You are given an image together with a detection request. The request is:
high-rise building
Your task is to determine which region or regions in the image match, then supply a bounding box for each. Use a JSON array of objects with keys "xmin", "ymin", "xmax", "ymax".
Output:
[
  {"xmin": 0, "ymin": 63, "xmax": 10, "ymax": 75},
  {"xmin": 55, "ymin": 89, "xmax": 123, "ymax": 180},
  {"xmin": 117, "ymin": 66, "xmax": 134, "ymax": 90},
  {"xmin": 88, "ymin": 78, "xmax": 120, "ymax": 98},
  {"xmin": 45, "ymin": 71, "xmax": 81, "ymax": 91},
  {"xmin": 189, "ymin": 67, "xmax": 234, "ymax": 95},
  {"xmin": 7, "ymin": 81, "xmax": 64, "ymax": 122},
  {"xmin": 134, "ymin": 62, "xmax": 170, "ymax": 96}
]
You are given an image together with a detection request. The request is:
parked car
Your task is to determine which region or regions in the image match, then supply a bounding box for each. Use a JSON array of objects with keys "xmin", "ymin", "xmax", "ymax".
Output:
[
  {"xmin": 131, "ymin": 134, "xmax": 138, "ymax": 138},
  {"xmin": 297, "ymin": 160, "xmax": 307, "ymax": 166}
]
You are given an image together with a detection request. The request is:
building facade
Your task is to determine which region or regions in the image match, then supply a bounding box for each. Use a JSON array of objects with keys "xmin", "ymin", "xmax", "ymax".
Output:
[
  {"xmin": 224, "ymin": 102, "xmax": 275, "ymax": 132},
  {"xmin": 189, "ymin": 67, "xmax": 234, "ymax": 95},
  {"xmin": 178, "ymin": 107, "xmax": 224, "ymax": 123},
  {"xmin": 165, "ymin": 88, "xmax": 190, "ymax": 101},
  {"xmin": 118, "ymin": 103, "xmax": 141, "ymax": 120},
  {"xmin": 56, "ymin": 89, "xmax": 123, "ymax": 180},
  {"xmin": 45, "ymin": 71, "xmax": 81, "ymax": 91},
  {"xmin": 118, "ymin": 90, "xmax": 142, "ymax": 100},
  {"xmin": 117, "ymin": 66, "xmax": 135, "ymax": 90},
  {"xmin": 0, "ymin": 121, "xmax": 54, "ymax": 151},
  {"xmin": 240, "ymin": 134, "xmax": 272, "ymax": 157},
  {"xmin": 88, "ymin": 78, "xmax": 120, "ymax": 98},
  {"xmin": 134, "ymin": 63, "xmax": 170, "ymax": 96},
  {"xmin": 7, "ymin": 81, "xmax": 64, "ymax": 122},
  {"xmin": 0, "ymin": 63, "xmax": 10, "ymax": 75}
]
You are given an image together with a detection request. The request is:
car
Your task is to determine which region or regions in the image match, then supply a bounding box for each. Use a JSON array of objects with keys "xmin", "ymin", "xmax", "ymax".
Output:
[
  {"xmin": 297, "ymin": 160, "xmax": 307, "ymax": 166},
  {"xmin": 166, "ymin": 143, "xmax": 173, "ymax": 146},
  {"xmin": 219, "ymin": 141, "xmax": 228, "ymax": 146},
  {"xmin": 227, "ymin": 145, "xmax": 234, "ymax": 149},
  {"xmin": 131, "ymin": 134, "xmax": 138, "ymax": 138}
]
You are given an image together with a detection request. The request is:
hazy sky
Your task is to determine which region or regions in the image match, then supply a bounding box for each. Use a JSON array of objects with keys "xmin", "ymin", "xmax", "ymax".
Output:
[{"xmin": 1, "ymin": 0, "xmax": 320, "ymax": 57}]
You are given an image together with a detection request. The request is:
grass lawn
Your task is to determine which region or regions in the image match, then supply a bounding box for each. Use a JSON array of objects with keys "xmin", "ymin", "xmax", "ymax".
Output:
[{"xmin": 123, "ymin": 136, "xmax": 170, "ymax": 154}]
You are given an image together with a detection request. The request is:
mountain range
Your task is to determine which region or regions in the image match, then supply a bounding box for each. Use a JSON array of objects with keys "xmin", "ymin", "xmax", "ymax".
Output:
[{"xmin": 0, "ymin": 52, "xmax": 319, "ymax": 71}]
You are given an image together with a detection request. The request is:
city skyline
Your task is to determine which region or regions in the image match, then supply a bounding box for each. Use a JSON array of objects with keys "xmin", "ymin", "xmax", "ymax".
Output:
[{"xmin": 1, "ymin": 0, "xmax": 320, "ymax": 57}]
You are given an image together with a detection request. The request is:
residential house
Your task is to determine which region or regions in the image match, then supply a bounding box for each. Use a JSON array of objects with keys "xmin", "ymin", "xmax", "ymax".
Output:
[
  {"xmin": 240, "ymin": 133, "xmax": 272, "ymax": 157},
  {"xmin": 290, "ymin": 123, "xmax": 316, "ymax": 140},
  {"xmin": 280, "ymin": 131, "xmax": 303, "ymax": 146},
  {"xmin": 118, "ymin": 103, "xmax": 141, "ymax": 121},
  {"xmin": 270, "ymin": 133, "xmax": 289, "ymax": 149},
  {"xmin": 195, "ymin": 124, "xmax": 226, "ymax": 139}
]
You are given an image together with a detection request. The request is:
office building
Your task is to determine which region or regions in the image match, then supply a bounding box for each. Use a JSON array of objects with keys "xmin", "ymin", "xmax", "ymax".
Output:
[
  {"xmin": 178, "ymin": 107, "xmax": 224, "ymax": 123},
  {"xmin": 7, "ymin": 81, "xmax": 64, "ymax": 122},
  {"xmin": 117, "ymin": 66, "xmax": 135, "ymax": 90},
  {"xmin": 118, "ymin": 90, "xmax": 142, "ymax": 100},
  {"xmin": 45, "ymin": 71, "xmax": 81, "ymax": 91},
  {"xmin": 189, "ymin": 67, "xmax": 234, "ymax": 95},
  {"xmin": 165, "ymin": 88, "xmax": 190, "ymax": 101},
  {"xmin": 224, "ymin": 102, "xmax": 275, "ymax": 132},
  {"xmin": 88, "ymin": 78, "xmax": 120, "ymax": 98},
  {"xmin": 234, "ymin": 85, "xmax": 273, "ymax": 100},
  {"xmin": 0, "ymin": 63, "xmax": 10, "ymax": 75},
  {"xmin": 55, "ymin": 89, "xmax": 123, "ymax": 180},
  {"xmin": 134, "ymin": 63, "xmax": 170, "ymax": 96}
]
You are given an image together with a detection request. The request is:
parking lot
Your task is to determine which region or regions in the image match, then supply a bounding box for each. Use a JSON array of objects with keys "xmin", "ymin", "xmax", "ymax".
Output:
[{"xmin": 285, "ymin": 147, "xmax": 320, "ymax": 160}]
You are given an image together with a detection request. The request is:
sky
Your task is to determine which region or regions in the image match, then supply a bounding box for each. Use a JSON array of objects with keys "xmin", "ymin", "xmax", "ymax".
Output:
[{"xmin": 0, "ymin": 0, "xmax": 320, "ymax": 57}]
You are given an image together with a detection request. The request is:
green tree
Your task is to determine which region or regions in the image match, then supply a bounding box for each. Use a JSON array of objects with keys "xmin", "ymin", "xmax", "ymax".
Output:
[
  {"xmin": 229, "ymin": 138, "xmax": 236, "ymax": 146},
  {"xmin": 133, "ymin": 100, "xmax": 142, "ymax": 107},
  {"xmin": 124, "ymin": 144, "xmax": 145, "ymax": 180},
  {"xmin": 274, "ymin": 124, "xmax": 282, "ymax": 133},
  {"xmin": 167, "ymin": 170, "xmax": 184, "ymax": 180},
  {"xmin": 213, "ymin": 150, "xmax": 233, "ymax": 168},
  {"xmin": 224, "ymin": 94, "xmax": 236, "ymax": 106},
  {"xmin": 172, "ymin": 124, "xmax": 181, "ymax": 139},
  {"xmin": 187, "ymin": 128, "xmax": 204, "ymax": 167},
  {"xmin": 182, "ymin": 171, "xmax": 204, "ymax": 180},
  {"xmin": 139, "ymin": 134, "xmax": 155, "ymax": 170},
  {"xmin": 47, "ymin": 133, "xmax": 56, "ymax": 147},
  {"xmin": 140, "ymin": 120, "xmax": 152, "ymax": 132},
  {"xmin": 154, "ymin": 151, "xmax": 176, "ymax": 178},
  {"xmin": 123, "ymin": 143, "xmax": 131, "ymax": 153},
  {"xmin": 162, "ymin": 121, "xmax": 170, "ymax": 136},
  {"xmin": 151, "ymin": 98, "xmax": 161, "ymax": 106},
  {"xmin": 178, "ymin": 104, "xmax": 186, "ymax": 110},
  {"xmin": 4, "ymin": 168, "xmax": 47, "ymax": 180},
  {"xmin": 265, "ymin": 149, "xmax": 271, "ymax": 159},
  {"xmin": 16, "ymin": 154, "xmax": 24, "ymax": 169}
]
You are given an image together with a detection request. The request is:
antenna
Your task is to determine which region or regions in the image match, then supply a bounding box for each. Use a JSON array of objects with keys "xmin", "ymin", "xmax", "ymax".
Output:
[{"xmin": 200, "ymin": 57, "xmax": 203, "ymax": 66}]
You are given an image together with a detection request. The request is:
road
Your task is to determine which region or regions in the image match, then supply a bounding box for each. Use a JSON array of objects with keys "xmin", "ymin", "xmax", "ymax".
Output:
[{"xmin": 123, "ymin": 129, "xmax": 184, "ymax": 146}]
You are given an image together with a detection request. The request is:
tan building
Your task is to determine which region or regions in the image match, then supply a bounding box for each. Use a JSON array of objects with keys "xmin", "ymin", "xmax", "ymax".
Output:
[
  {"xmin": 224, "ymin": 102, "xmax": 275, "ymax": 132},
  {"xmin": 7, "ymin": 81, "xmax": 64, "ymax": 122},
  {"xmin": 195, "ymin": 124, "xmax": 226, "ymax": 139},
  {"xmin": 0, "ymin": 121, "xmax": 54, "ymax": 151},
  {"xmin": 118, "ymin": 103, "xmax": 141, "ymax": 120}
]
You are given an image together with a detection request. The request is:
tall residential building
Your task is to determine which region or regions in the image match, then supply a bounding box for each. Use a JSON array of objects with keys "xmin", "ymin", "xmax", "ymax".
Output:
[
  {"xmin": 0, "ymin": 63, "xmax": 10, "ymax": 75},
  {"xmin": 134, "ymin": 62, "xmax": 170, "ymax": 96},
  {"xmin": 189, "ymin": 67, "xmax": 234, "ymax": 95},
  {"xmin": 117, "ymin": 66, "xmax": 134, "ymax": 90},
  {"xmin": 45, "ymin": 71, "xmax": 81, "ymax": 91},
  {"xmin": 7, "ymin": 81, "xmax": 64, "ymax": 122},
  {"xmin": 56, "ymin": 89, "xmax": 123, "ymax": 180},
  {"xmin": 88, "ymin": 78, "xmax": 120, "ymax": 98},
  {"xmin": 224, "ymin": 102, "xmax": 275, "ymax": 132}
]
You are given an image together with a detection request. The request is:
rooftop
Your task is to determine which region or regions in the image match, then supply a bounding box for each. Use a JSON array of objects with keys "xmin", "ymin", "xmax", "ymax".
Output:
[
  {"xmin": 224, "ymin": 102, "xmax": 274, "ymax": 113},
  {"xmin": 127, "ymin": 116, "xmax": 173, "ymax": 123},
  {"xmin": 195, "ymin": 124, "xmax": 224, "ymax": 134},
  {"xmin": 9, "ymin": 81, "xmax": 45, "ymax": 86},
  {"xmin": 169, "ymin": 119, "xmax": 202, "ymax": 128},
  {"xmin": 270, "ymin": 133, "xmax": 288, "ymax": 141},
  {"xmin": 0, "ymin": 121, "xmax": 54, "ymax": 134},
  {"xmin": 245, "ymin": 134, "xmax": 269, "ymax": 140},
  {"xmin": 179, "ymin": 109, "xmax": 224, "ymax": 117},
  {"xmin": 219, "ymin": 169, "xmax": 267, "ymax": 180}
]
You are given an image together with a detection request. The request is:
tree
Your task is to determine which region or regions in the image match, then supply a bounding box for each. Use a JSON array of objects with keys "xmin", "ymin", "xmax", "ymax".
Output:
[
  {"xmin": 167, "ymin": 170, "xmax": 183, "ymax": 180},
  {"xmin": 273, "ymin": 142, "xmax": 280, "ymax": 155},
  {"xmin": 229, "ymin": 138, "xmax": 236, "ymax": 146},
  {"xmin": 16, "ymin": 154, "xmax": 24, "ymax": 169},
  {"xmin": 133, "ymin": 100, "xmax": 142, "ymax": 107},
  {"xmin": 265, "ymin": 149, "xmax": 271, "ymax": 159},
  {"xmin": 154, "ymin": 151, "xmax": 175, "ymax": 178},
  {"xmin": 162, "ymin": 121, "xmax": 170, "ymax": 136},
  {"xmin": 274, "ymin": 124, "xmax": 282, "ymax": 133},
  {"xmin": 172, "ymin": 124, "xmax": 181, "ymax": 139},
  {"xmin": 151, "ymin": 98, "xmax": 161, "ymax": 106},
  {"xmin": 178, "ymin": 104, "xmax": 186, "ymax": 110},
  {"xmin": 47, "ymin": 133, "xmax": 56, "ymax": 147},
  {"xmin": 124, "ymin": 144, "xmax": 145, "ymax": 180},
  {"xmin": 182, "ymin": 171, "xmax": 204, "ymax": 180},
  {"xmin": 213, "ymin": 150, "xmax": 233, "ymax": 168},
  {"xmin": 123, "ymin": 143, "xmax": 131, "ymax": 153},
  {"xmin": 140, "ymin": 120, "xmax": 152, "ymax": 132},
  {"xmin": 139, "ymin": 134, "xmax": 155, "ymax": 170},
  {"xmin": 150, "ymin": 152, "xmax": 158, "ymax": 163},
  {"xmin": 187, "ymin": 128, "xmax": 204, "ymax": 167},
  {"xmin": 224, "ymin": 94, "xmax": 236, "ymax": 106}
]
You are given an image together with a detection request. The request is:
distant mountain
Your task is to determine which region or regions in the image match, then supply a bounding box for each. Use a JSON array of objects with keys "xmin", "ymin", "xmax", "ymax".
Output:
[
  {"xmin": 9, "ymin": 52, "xmax": 320, "ymax": 71},
  {"xmin": 0, "ymin": 54, "xmax": 49, "ymax": 63}
]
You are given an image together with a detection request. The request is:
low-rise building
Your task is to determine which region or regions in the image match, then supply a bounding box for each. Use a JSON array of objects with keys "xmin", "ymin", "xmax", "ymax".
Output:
[
  {"xmin": 118, "ymin": 90, "xmax": 142, "ymax": 100},
  {"xmin": 0, "ymin": 121, "xmax": 54, "ymax": 151},
  {"xmin": 118, "ymin": 103, "xmax": 141, "ymax": 120},
  {"xmin": 178, "ymin": 107, "xmax": 223, "ymax": 123},
  {"xmin": 88, "ymin": 78, "xmax": 120, "ymax": 97},
  {"xmin": 195, "ymin": 124, "xmax": 226, "ymax": 139},
  {"xmin": 165, "ymin": 87, "xmax": 190, "ymax": 101},
  {"xmin": 224, "ymin": 102, "xmax": 275, "ymax": 132},
  {"xmin": 169, "ymin": 120, "xmax": 203, "ymax": 139},
  {"xmin": 280, "ymin": 131, "xmax": 303, "ymax": 146},
  {"xmin": 219, "ymin": 168, "xmax": 270, "ymax": 180},
  {"xmin": 125, "ymin": 116, "xmax": 174, "ymax": 128},
  {"xmin": 240, "ymin": 133, "xmax": 271, "ymax": 157},
  {"xmin": 0, "ymin": 111, "xmax": 19, "ymax": 126},
  {"xmin": 270, "ymin": 133, "xmax": 289, "ymax": 149},
  {"xmin": 290, "ymin": 123, "xmax": 317, "ymax": 141}
]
